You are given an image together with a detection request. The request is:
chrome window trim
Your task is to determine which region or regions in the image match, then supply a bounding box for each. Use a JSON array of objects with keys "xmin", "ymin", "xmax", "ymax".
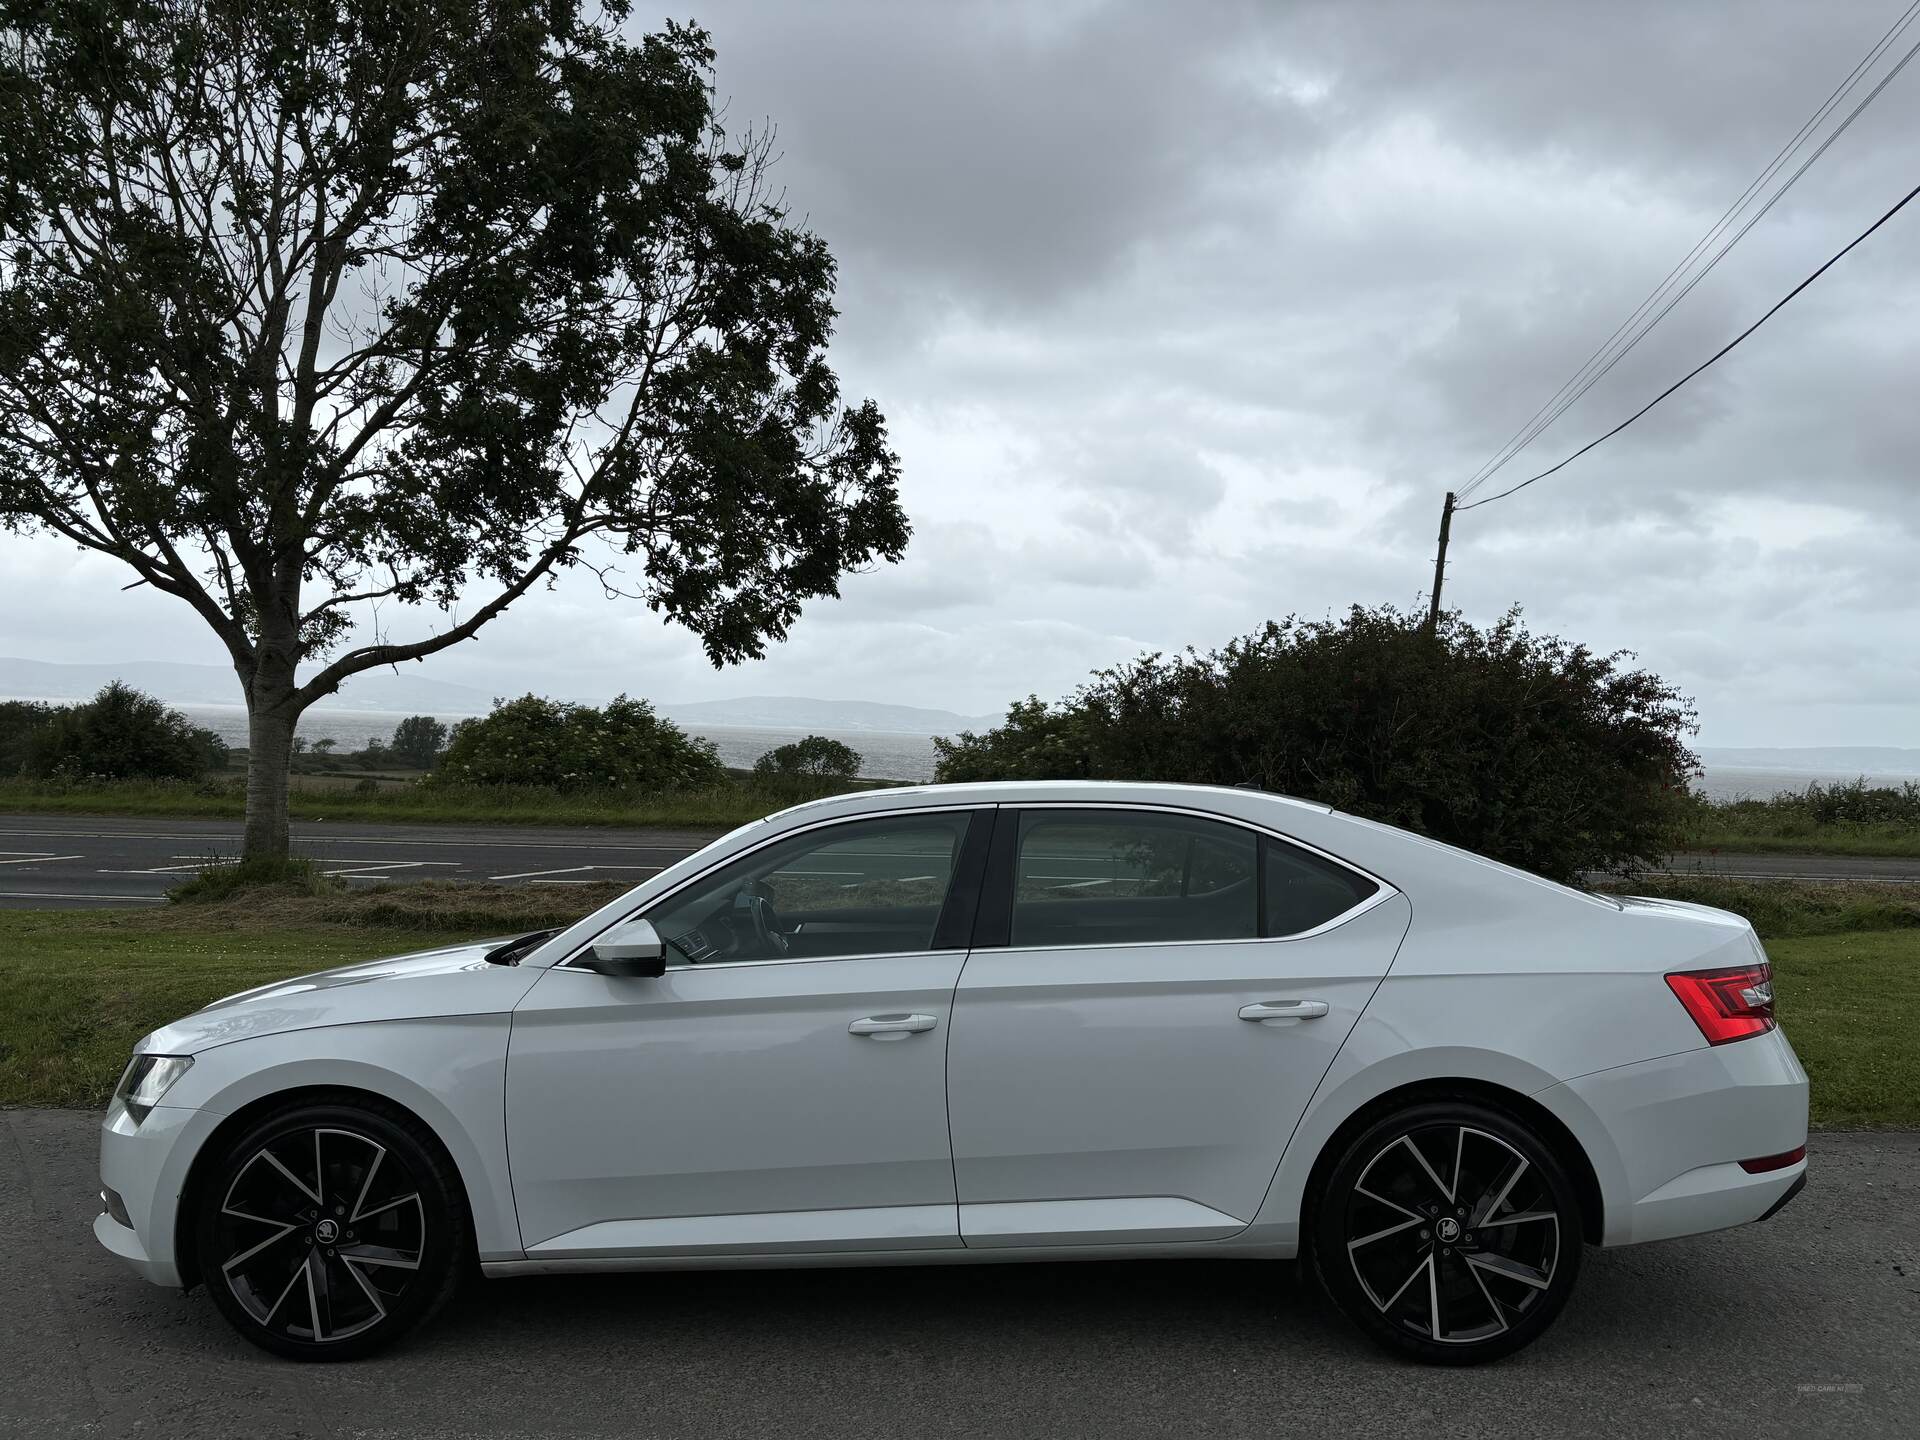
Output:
[
  {"xmin": 558, "ymin": 804, "xmax": 988, "ymax": 970},
  {"xmin": 1003, "ymin": 800, "xmax": 1397, "ymax": 944}
]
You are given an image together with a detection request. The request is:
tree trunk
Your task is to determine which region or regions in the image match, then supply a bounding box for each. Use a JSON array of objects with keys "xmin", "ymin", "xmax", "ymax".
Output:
[{"xmin": 242, "ymin": 679, "xmax": 300, "ymax": 863}]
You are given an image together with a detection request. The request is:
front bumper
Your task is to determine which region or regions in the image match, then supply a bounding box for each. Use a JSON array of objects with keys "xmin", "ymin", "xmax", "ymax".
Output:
[
  {"xmin": 95, "ymin": 1100, "xmax": 221, "ymax": 1289},
  {"xmin": 1543, "ymin": 1025, "xmax": 1809, "ymax": 1247}
]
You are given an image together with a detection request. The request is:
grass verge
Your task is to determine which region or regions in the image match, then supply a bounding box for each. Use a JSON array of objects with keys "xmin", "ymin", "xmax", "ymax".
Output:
[
  {"xmin": 0, "ymin": 883, "xmax": 628, "ymax": 1109},
  {"xmin": 2, "ymin": 877, "xmax": 1914, "ymax": 1122}
]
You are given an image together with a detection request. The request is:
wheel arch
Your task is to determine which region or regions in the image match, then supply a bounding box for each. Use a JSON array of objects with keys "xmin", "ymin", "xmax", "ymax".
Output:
[
  {"xmin": 1297, "ymin": 1077, "xmax": 1607, "ymax": 1246},
  {"xmin": 174, "ymin": 1083, "xmax": 483, "ymax": 1290}
]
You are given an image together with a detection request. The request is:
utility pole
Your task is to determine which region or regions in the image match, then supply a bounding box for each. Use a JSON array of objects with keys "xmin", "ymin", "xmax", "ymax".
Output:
[{"xmin": 1427, "ymin": 491, "xmax": 1455, "ymax": 629}]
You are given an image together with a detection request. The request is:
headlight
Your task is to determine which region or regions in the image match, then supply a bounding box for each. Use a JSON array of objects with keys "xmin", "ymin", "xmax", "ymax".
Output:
[{"xmin": 114, "ymin": 1054, "xmax": 193, "ymax": 1125}]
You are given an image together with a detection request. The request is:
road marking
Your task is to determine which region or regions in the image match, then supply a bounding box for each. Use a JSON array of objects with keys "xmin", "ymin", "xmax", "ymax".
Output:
[
  {"xmin": 490, "ymin": 865, "xmax": 595, "ymax": 881},
  {"xmin": 0, "ymin": 826, "xmax": 710, "ymax": 853},
  {"xmin": 0, "ymin": 890, "xmax": 163, "ymax": 903},
  {"xmin": 0, "ymin": 854, "xmax": 83, "ymax": 866}
]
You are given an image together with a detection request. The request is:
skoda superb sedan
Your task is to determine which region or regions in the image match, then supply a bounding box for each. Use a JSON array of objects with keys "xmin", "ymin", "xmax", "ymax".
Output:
[{"xmin": 96, "ymin": 781, "xmax": 1808, "ymax": 1363}]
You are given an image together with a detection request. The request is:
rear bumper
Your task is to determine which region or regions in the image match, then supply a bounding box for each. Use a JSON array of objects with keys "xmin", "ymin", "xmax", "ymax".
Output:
[{"xmin": 1540, "ymin": 1026, "xmax": 1809, "ymax": 1247}]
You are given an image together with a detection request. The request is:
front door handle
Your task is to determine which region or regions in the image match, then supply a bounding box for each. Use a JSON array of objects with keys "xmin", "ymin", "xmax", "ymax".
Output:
[
  {"xmin": 1239, "ymin": 1000, "xmax": 1330, "ymax": 1022},
  {"xmin": 849, "ymin": 1013, "xmax": 939, "ymax": 1038}
]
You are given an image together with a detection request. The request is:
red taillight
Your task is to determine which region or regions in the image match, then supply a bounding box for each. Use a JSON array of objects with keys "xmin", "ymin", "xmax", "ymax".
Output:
[
  {"xmin": 1665, "ymin": 962, "xmax": 1776, "ymax": 1045},
  {"xmin": 1739, "ymin": 1145, "xmax": 1805, "ymax": 1174}
]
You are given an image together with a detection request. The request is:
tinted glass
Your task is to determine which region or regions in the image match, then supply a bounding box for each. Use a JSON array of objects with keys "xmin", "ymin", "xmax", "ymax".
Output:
[
  {"xmin": 647, "ymin": 814, "xmax": 969, "ymax": 963},
  {"xmin": 1263, "ymin": 837, "xmax": 1379, "ymax": 936},
  {"xmin": 1010, "ymin": 811, "xmax": 1257, "ymax": 946}
]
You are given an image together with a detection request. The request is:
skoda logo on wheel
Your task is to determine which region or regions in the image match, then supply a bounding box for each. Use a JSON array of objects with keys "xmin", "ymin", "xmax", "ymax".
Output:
[
  {"xmin": 1435, "ymin": 1217, "xmax": 1460, "ymax": 1244},
  {"xmin": 314, "ymin": 1218, "xmax": 340, "ymax": 1245}
]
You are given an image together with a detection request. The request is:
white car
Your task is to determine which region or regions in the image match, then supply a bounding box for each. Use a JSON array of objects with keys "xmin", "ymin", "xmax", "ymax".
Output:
[{"xmin": 96, "ymin": 781, "xmax": 1808, "ymax": 1364}]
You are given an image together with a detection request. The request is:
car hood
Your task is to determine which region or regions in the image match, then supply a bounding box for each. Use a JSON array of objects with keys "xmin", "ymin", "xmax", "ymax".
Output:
[{"xmin": 139, "ymin": 939, "xmax": 548, "ymax": 1055}]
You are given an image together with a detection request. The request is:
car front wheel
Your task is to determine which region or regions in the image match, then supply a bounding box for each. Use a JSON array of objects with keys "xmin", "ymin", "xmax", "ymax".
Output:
[
  {"xmin": 194, "ymin": 1098, "xmax": 468, "ymax": 1360},
  {"xmin": 1309, "ymin": 1098, "xmax": 1583, "ymax": 1364}
]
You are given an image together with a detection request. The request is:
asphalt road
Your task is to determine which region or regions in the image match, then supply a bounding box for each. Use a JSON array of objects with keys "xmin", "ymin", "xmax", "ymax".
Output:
[
  {"xmin": 3, "ymin": 810, "xmax": 1918, "ymax": 909},
  {"xmin": 2, "ymin": 1113, "xmax": 1914, "ymax": 1439},
  {"xmin": 0, "ymin": 814, "xmax": 727, "ymax": 909}
]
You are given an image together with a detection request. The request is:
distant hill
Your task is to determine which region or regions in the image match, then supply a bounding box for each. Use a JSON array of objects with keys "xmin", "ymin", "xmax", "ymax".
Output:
[
  {"xmin": 0, "ymin": 656, "xmax": 494, "ymax": 715},
  {"xmin": 659, "ymin": 695, "xmax": 998, "ymax": 735},
  {"xmin": 1699, "ymin": 746, "xmax": 1920, "ymax": 775}
]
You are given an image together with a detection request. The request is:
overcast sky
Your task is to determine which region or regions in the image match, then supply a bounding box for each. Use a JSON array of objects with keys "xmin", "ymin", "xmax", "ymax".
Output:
[{"xmin": 4, "ymin": 0, "xmax": 1917, "ymax": 745}]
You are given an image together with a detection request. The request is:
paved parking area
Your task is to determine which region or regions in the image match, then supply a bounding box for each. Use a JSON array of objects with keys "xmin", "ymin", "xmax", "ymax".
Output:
[{"xmin": 3, "ymin": 1112, "xmax": 1915, "ymax": 1438}]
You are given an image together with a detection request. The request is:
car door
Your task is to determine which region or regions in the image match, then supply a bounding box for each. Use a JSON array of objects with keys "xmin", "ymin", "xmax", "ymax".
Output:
[
  {"xmin": 945, "ymin": 805, "xmax": 1411, "ymax": 1248},
  {"xmin": 506, "ymin": 808, "xmax": 991, "ymax": 1259}
]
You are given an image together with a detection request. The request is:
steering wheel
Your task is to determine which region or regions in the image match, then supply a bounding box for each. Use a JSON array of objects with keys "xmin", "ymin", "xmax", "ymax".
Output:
[{"xmin": 737, "ymin": 883, "xmax": 790, "ymax": 957}]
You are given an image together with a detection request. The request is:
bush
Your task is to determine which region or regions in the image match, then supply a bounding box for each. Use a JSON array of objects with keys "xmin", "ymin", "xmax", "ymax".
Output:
[
  {"xmin": 20, "ymin": 682, "xmax": 227, "ymax": 781},
  {"xmin": 390, "ymin": 715, "xmax": 449, "ymax": 769},
  {"xmin": 935, "ymin": 605, "xmax": 1698, "ymax": 882},
  {"xmin": 753, "ymin": 734, "xmax": 863, "ymax": 781},
  {"xmin": 435, "ymin": 694, "xmax": 725, "ymax": 791},
  {"xmin": 0, "ymin": 699, "xmax": 56, "ymax": 775}
]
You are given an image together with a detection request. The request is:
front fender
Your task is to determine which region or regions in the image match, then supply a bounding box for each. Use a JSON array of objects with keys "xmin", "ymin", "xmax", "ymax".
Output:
[{"xmin": 167, "ymin": 1015, "xmax": 523, "ymax": 1263}]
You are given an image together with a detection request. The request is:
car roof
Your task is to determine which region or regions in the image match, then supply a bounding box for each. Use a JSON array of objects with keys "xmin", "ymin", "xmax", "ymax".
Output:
[{"xmin": 765, "ymin": 779, "xmax": 1334, "ymax": 824}]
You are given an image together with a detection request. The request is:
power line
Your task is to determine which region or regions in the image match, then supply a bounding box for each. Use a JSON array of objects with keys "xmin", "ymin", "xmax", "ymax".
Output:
[
  {"xmin": 1455, "ymin": 177, "xmax": 1920, "ymax": 513},
  {"xmin": 1456, "ymin": 1, "xmax": 1920, "ymax": 502}
]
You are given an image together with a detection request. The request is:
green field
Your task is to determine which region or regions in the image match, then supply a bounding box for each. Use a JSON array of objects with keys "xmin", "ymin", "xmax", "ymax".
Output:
[{"xmin": 1, "ymin": 877, "xmax": 1913, "ymax": 1124}]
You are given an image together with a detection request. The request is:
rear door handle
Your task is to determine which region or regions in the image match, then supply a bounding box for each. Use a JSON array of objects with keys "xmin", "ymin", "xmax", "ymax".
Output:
[
  {"xmin": 849, "ymin": 1013, "xmax": 939, "ymax": 1038},
  {"xmin": 1239, "ymin": 1000, "xmax": 1330, "ymax": 1022}
]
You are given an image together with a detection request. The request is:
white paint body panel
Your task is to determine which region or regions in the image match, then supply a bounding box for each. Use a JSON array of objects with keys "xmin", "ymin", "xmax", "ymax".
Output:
[
  {"xmin": 94, "ymin": 780, "xmax": 1809, "ymax": 1298},
  {"xmin": 505, "ymin": 954, "xmax": 966, "ymax": 1251},
  {"xmin": 947, "ymin": 895, "xmax": 1411, "ymax": 1232}
]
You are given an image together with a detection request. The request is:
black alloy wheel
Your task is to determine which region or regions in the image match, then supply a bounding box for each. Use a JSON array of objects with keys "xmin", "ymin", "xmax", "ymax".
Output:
[
  {"xmin": 196, "ymin": 1100, "xmax": 468, "ymax": 1360},
  {"xmin": 1311, "ymin": 1098, "xmax": 1583, "ymax": 1363}
]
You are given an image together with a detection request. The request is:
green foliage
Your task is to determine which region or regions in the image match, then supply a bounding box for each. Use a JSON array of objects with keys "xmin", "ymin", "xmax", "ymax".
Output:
[
  {"xmin": 389, "ymin": 715, "xmax": 449, "ymax": 769},
  {"xmin": 168, "ymin": 857, "xmax": 344, "ymax": 904},
  {"xmin": 18, "ymin": 682, "xmax": 226, "ymax": 781},
  {"xmin": 0, "ymin": 2, "xmax": 907, "ymax": 856},
  {"xmin": 436, "ymin": 694, "xmax": 725, "ymax": 791},
  {"xmin": 936, "ymin": 606, "xmax": 1699, "ymax": 882},
  {"xmin": 753, "ymin": 733, "xmax": 863, "ymax": 781},
  {"xmin": 0, "ymin": 698, "xmax": 55, "ymax": 774},
  {"xmin": 1594, "ymin": 875, "xmax": 1920, "ymax": 940}
]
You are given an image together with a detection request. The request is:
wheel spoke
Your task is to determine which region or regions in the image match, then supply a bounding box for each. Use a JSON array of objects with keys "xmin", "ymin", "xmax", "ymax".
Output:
[
  {"xmin": 349, "ymin": 1143, "xmax": 388, "ymax": 1223},
  {"xmin": 304, "ymin": 1247, "xmax": 329, "ymax": 1342},
  {"xmin": 1396, "ymin": 1134, "xmax": 1455, "ymax": 1204},
  {"xmin": 1471, "ymin": 1156, "xmax": 1528, "ymax": 1228},
  {"xmin": 1478, "ymin": 1208, "xmax": 1556, "ymax": 1229},
  {"xmin": 338, "ymin": 1242, "xmax": 420, "ymax": 1271},
  {"xmin": 1348, "ymin": 1216, "xmax": 1423, "ymax": 1251},
  {"xmin": 1374, "ymin": 1253, "xmax": 1431, "ymax": 1314},
  {"xmin": 1461, "ymin": 1249, "xmax": 1510, "ymax": 1333},
  {"xmin": 1426, "ymin": 1247, "xmax": 1444, "ymax": 1341},
  {"xmin": 1465, "ymin": 1250, "xmax": 1552, "ymax": 1291},
  {"xmin": 221, "ymin": 1221, "xmax": 299, "ymax": 1273},
  {"xmin": 1353, "ymin": 1184, "xmax": 1423, "ymax": 1222},
  {"xmin": 351, "ymin": 1190, "xmax": 421, "ymax": 1225},
  {"xmin": 259, "ymin": 1146, "xmax": 321, "ymax": 1207},
  {"xmin": 341, "ymin": 1257, "xmax": 388, "ymax": 1320}
]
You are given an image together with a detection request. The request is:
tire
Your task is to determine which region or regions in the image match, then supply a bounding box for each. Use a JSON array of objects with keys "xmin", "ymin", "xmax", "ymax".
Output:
[
  {"xmin": 1308, "ymin": 1098, "xmax": 1583, "ymax": 1364},
  {"xmin": 194, "ymin": 1098, "xmax": 470, "ymax": 1361}
]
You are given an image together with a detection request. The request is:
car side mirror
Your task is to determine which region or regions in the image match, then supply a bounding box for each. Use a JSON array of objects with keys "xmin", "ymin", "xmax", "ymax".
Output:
[{"xmin": 580, "ymin": 918, "xmax": 668, "ymax": 979}]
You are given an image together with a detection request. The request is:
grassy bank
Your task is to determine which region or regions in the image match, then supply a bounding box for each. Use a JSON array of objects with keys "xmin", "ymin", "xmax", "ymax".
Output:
[
  {"xmin": 1679, "ymin": 779, "xmax": 1920, "ymax": 859},
  {"xmin": 0, "ymin": 773, "xmax": 867, "ymax": 830},
  {"xmin": 0, "ymin": 882, "xmax": 627, "ymax": 1109},
  {"xmin": 2, "ymin": 876, "xmax": 1915, "ymax": 1123}
]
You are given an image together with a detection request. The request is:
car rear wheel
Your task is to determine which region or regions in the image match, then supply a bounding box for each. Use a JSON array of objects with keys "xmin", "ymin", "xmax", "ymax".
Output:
[
  {"xmin": 1309, "ymin": 1098, "xmax": 1583, "ymax": 1364},
  {"xmin": 194, "ymin": 1099, "xmax": 468, "ymax": 1360}
]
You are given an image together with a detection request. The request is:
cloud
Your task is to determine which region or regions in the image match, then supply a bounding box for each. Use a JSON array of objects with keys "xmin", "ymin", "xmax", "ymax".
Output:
[{"xmin": 3, "ymin": 0, "xmax": 1916, "ymax": 746}]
